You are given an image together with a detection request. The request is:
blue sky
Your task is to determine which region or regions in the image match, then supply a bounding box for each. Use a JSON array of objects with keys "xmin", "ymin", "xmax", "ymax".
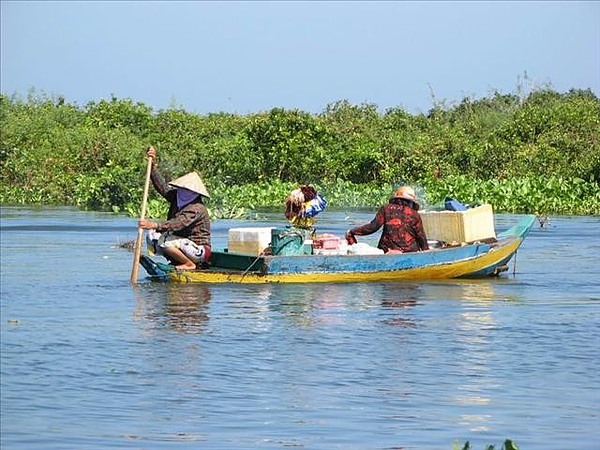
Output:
[{"xmin": 1, "ymin": 1, "xmax": 599, "ymax": 115}]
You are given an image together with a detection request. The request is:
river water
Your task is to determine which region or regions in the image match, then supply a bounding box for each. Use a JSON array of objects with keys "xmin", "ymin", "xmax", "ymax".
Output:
[{"xmin": 1, "ymin": 206, "xmax": 599, "ymax": 450}]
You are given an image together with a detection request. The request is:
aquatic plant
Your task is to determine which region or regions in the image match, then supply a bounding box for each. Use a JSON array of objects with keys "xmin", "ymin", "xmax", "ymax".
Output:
[
  {"xmin": 1, "ymin": 87, "xmax": 598, "ymax": 216},
  {"xmin": 453, "ymin": 439, "xmax": 519, "ymax": 450}
]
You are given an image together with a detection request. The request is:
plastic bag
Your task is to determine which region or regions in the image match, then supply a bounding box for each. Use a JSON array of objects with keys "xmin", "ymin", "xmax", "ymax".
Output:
[
  {"xmin": 303, "ymin": 194, "xmax": 327, "ymax": 218},
  {"xmin": 444, "ymin": 197, "xmax": 467, "ymax": 211}
]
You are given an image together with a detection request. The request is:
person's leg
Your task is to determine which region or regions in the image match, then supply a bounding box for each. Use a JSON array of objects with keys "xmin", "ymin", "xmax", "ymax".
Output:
[
  {"xmin": 180, "ymin": 240, "xmax": 208, "ymax": 266},
  {"xmin": 159, "ymin": 237, "xmax": 206, "ymax": 270},
  {"xmin": 161, "ymin": 246, "xmax": 196, "ymax": 270}
]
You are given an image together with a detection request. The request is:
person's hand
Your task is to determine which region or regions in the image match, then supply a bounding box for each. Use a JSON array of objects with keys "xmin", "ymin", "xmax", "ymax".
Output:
[
  {"xmin": 147, "ymin": 146, "xmax": 157, "ymax": 163},
  {"xmin": 345, "ymin": 230, "xmax": 357, "ymax": 245},
  {"xmin": 139, "ymin": 219, "xmax": 158, "ymax": 229}
]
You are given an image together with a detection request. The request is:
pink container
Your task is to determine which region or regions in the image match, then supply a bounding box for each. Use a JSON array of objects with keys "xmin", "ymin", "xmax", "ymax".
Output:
[{"xmin": 313, "ymin": 234, "xmax": 340, "ymax": 250}]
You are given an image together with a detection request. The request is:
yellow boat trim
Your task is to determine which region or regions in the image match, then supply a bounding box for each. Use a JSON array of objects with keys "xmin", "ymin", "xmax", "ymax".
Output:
[{"xmin": 167, "ymin": 238, "xmax": 523, "ymax": 284}]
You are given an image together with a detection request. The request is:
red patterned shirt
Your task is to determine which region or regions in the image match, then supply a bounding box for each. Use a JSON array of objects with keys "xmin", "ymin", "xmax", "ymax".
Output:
[{"xmin": 350, "ymin": 198, "xmax": 429, "ymax": 253}]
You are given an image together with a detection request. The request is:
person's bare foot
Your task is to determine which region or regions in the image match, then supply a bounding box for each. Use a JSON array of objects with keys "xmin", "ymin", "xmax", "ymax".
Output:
[{"xmin": 175, "ymin": 262, "xmax": 197, "ymax": 270}]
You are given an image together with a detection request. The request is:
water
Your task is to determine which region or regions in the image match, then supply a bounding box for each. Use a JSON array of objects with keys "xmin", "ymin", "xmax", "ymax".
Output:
[{"xmin": 1, "ymin": 207, "xmax": 599, "ymax": 449}]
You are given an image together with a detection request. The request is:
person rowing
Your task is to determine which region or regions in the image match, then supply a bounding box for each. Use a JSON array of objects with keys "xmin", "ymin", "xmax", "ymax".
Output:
[{"xmin": 138, "ymin": 146, "xmax": 211, "ymax": 270}]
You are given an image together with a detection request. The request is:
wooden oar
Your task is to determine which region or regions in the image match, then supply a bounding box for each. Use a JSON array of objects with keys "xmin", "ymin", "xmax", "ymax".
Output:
[{"xmin": 130, "ymin": 154, "xmax": 153, "ymax": 284}]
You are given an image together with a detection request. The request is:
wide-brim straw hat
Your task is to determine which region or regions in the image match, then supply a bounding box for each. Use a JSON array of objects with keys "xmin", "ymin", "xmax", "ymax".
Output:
[
  {"xmin": 393, "ymin": 185, "xmax": 420, "ymax": 210},
  {"xmin": 169, "ymin": 172, "xmax": 210, "ymax": 198}
]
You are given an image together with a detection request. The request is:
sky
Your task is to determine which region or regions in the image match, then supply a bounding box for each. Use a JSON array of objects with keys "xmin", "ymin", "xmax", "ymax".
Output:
[{"xmin": 1, "ymin": 1, "xmax": 599, "ymax": 116}]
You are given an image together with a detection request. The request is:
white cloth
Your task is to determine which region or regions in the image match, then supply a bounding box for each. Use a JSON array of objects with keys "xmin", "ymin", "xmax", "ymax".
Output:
[{"xmin": 146, "ymin": 230, "xmax": 207, "ymax": 263}]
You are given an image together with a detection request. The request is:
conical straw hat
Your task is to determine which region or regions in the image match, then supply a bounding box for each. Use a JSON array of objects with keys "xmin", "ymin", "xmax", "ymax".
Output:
[{"xmin": 169, "ymin": 172, "xmax": 210, "ymax": 198}]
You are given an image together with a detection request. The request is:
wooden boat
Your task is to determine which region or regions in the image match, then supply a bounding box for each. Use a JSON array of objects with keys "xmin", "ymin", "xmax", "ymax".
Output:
[{"xmin": 139, "ymin": 214, "xmax": 536, "ymax": 284}]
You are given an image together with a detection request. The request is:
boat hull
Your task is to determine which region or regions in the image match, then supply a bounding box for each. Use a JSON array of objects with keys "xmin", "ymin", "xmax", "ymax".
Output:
[{"xmin": 140, "ymin": 215, "xmax": 536, "ymax": 284}]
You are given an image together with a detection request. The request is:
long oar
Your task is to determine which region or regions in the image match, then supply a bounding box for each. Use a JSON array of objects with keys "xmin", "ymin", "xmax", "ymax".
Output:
[{"xmin": 130, "ymin": 154, "xmax": 153, "ymax": 284}]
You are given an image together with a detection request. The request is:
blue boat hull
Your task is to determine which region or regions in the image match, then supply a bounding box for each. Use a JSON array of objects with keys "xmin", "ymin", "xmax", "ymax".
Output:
[{"xmin": 140, "ymin": 215, "xmax": 536, "ymax": 284}]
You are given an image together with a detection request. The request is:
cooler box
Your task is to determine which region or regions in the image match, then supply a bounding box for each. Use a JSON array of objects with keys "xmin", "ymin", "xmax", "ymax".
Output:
[
  {"xmin": 418, "ymin": 204, "xmax": 496, "ymax": 243},
  {"xmin": 271, "ymin": 227, "xmax": 313, "ymax": 255},
  {"xmin": 228, "ymin": 227, "xmax": 274, "ymax": 255}
]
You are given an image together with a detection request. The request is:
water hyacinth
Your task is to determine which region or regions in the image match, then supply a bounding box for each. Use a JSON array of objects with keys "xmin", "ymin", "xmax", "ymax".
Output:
[{"xmin": 1, "ymin": 88, "xmax": 598, "ymax": 216}]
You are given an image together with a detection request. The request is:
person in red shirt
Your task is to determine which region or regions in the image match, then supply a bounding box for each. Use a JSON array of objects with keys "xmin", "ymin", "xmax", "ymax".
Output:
[{"xmin": 345, "ymin": 185, "xmax": 429, "ymax": 254}]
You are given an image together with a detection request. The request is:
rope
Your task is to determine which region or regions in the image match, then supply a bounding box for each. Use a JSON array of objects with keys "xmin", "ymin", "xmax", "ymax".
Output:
[
  {"xmin": 172, "ymin": 268, "xmax": 193, "ymax": 283},
  {"xmin": 240, "ymin": 253, "xmax": 265, "ymax": 282}
]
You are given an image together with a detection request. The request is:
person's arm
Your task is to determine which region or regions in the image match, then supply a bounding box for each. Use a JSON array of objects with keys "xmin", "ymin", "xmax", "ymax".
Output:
[
  {"xmin": 146, "ymin": 146, "xmax": 174, "ymax": 200},
  {"xmin": 156, "ymin": 205, "xmax": 205, "ymax": 233},
  {"xmin": 138, "ymin": 207, "xmax": 201, "ymax": 232},
  {"xmin": 347, "ymin": 207, "xmax": 385, "ymax": 242},
  {"xmin": 150, "ymin": 167, "xmax": 173, "ymax": 199}
]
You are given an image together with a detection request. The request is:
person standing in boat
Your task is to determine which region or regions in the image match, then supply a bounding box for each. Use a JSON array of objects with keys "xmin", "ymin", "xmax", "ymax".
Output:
[
  {"xmin": 345, "ymin": 185, "xmax": 429, "ymax": 254},
  {"xmin": 138, "ymin": 146, "xmax": 211, "ymax": 270}
]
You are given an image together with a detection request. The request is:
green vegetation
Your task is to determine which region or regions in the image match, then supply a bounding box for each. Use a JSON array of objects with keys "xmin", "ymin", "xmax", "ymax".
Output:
[
  {"xmin": 454, "ymin": 439, "xmax": 519, "ymax": 450},
  {"xmin": 1, "ymin": 85, "xmax": 598, "ymax": 218}
]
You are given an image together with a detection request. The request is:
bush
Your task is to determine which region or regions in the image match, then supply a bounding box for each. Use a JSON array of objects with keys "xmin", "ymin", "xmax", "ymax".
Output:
[{"xmin": 1, "ymin": 87, "xmax": 598, "ymax": 216}]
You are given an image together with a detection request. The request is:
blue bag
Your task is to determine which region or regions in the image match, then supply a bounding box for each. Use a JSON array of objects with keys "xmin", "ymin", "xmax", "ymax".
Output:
[
  {"xmin": 304, "ymin": 194, "xmax": 327, "ymax": 218},
  {"xmin": 444, "ymin": 197, "xmax": 467, "ymax": 211}
]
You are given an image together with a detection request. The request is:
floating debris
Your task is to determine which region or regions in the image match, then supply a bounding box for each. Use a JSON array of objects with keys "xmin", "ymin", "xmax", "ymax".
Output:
[
  {"xmin": 114, "ymin": 239, "xmax": 136, "ymax": 250},
  {"xmin": 537, "ymin": 215, "xmax": 550, "ymax": 228}
]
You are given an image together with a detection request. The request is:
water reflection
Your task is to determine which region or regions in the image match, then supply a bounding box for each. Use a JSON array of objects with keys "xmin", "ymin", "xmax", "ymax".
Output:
[
  {"xmin": 266, "ymin": 283, "xmax": 345, "ymax": 327},
  {"xmin": 421, "ymin": 279, "xmax": 500, "ymax": 302},
  {"xmin": 260, "ymin": 282, "xmax": 422, "ymax": 328},
  {"xmin": 380, "ymin": 283, "xmax": 419, "ymax": 308},
  {"xmin": 134, "ymin": 279, "xmax": 508, "ymax": 333},
  {"xmin": 424, "ymin": 280, "xmax": 504, "ymax": 432},
  {"xmin": 379, "ymin": 283, "xmax": 420, "ymax": 328},
  {"xmin": 133, "ymin": 278, "xmax": 510, "ymax": 335},
  {"xmin": 134, "ymin": 283, "xmax": 211, "ymax": 334}
]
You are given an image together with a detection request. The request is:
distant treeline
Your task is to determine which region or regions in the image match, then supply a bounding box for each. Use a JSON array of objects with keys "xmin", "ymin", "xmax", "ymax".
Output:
[{"xmin": 1, "ymin": 87, "xmax": 598, "ymax": 216}]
